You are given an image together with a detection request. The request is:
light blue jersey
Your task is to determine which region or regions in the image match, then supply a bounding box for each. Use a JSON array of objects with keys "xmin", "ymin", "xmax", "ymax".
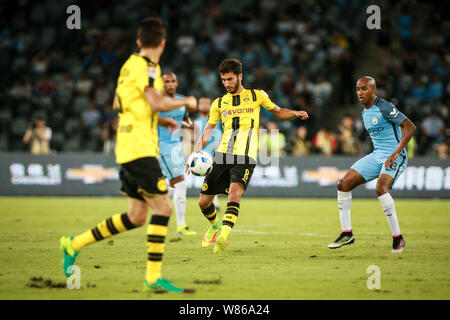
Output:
[
  {"xmin": 351, "ymin": 97, "xmax": 409, "ymax": 184},
  {"xmin": 158, "ymin": 93, "xmax": 188, "ymax": 144},
  {"xmin": 362, "ymin": 97, "xmax": 408, "ymax": 159},
  {"xmin": 158, "ymin": 93, "xmax": 188, "ymax": 179},
  {"xmin": 194, "ymin": 115, "xmax": 222, "ymax": 157}
]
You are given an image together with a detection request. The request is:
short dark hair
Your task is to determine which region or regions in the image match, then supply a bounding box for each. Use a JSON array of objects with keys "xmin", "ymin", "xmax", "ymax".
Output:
[
  {"xmin": 219, "ymin": 58, "xmax": 242, "ymax": 75},
  {"xmin": 137, "ymin": 17, "xmax": 166, "ymax": 48}
]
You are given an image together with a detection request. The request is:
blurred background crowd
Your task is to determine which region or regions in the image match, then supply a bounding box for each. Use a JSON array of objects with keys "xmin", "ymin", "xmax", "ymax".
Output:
[{"xmin": 0, "ymin": 0, "xmax": 448, "ymax": 159}]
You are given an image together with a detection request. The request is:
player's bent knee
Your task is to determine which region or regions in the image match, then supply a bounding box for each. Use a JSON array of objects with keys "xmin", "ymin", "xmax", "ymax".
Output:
[
  {"xmin": 127, "ymin": 210, "xmax": 148, "ymax": 227},
  {"xmin": 376, "ymin": 185, "xmax": 389, "ymax": 197},
  {"xmin": 337, "ymin": 179, "xmax": 350, "ymax": 192},
  {"xmin": 198, "ymin": 196, "xmax": 213, "ymax": 210}
]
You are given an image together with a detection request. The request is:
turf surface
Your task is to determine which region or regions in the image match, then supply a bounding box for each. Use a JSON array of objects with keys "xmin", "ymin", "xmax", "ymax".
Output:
[{"xmin": 0, "ymin": 196, "xmax": 449, "ymax": 300}]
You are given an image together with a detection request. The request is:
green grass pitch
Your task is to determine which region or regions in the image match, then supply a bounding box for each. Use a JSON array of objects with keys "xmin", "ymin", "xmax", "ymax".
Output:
[{"xmin": 0, "ymin": 196, "xmax": 449, "ymax": 300}]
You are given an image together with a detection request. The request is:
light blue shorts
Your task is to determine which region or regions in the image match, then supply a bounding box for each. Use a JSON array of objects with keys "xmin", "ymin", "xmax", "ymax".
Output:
[
  {"xmin": 351, "ymin": 153, "xmax": 408, "ymax": 185},
  {"xmin": 158, "ymin": 143, "xmax": 185, "ymax": 180}
]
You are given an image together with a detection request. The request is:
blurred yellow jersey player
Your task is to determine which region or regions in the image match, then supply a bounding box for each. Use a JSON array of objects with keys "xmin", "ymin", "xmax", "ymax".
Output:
[
  {"xmin": 115, "ymin": 53, "xmax": 164, "ymax": 163},
  {"xmin": 208, "ymin": 88, "xmax": 277, "ymax": 162},
  {"xmin": 60, "ymin": 17, "xmax": 197, "ymax": 293}
]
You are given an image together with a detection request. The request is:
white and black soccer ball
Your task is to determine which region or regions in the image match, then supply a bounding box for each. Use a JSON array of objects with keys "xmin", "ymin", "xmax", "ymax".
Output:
[{"xmin": 187, "ymin": 151, "xmax": 213, "ymax": 176}]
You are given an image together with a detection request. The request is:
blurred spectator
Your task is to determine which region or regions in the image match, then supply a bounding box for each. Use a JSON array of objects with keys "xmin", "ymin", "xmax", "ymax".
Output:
[
  {"xmin": 58, "ymin": 72, "xmax": 74, "ymax": 98},
  {"xmin": 312, "ymin": 127, "xmax": 337, "ymax": 156},
  {"xmin": 101, "ymin": 104, "xmax": 117, "ymax": 124},
  {"xmin": 196, "ymin": 66, "xmax": 218, "ymax": 96},
  {"xmin": 410, "ymin": 77, "xmax": 427, "ymax": 103},
  {"xmin": 31, "ymin": 50, "xmax": 49, "ymax": 75},
  {"xmin": 75, "ymin": 73, "xmax": 94, "ymax": 95},
  {"xmin": 36, "ymin": 74, "xmax": 58, "ymax": 97},
  {"xmin": 312, "ymin": 75, "xmax": 333, "ymax": 103},
  {"xmin": 9, "ymin": 77, "xmax": 32, "ymax": 100},
  {"xmin": 81, "ymin": 100, "xmax": 101, "ymax": 138},
  {"xmin": 176, "ymin": 32, "xmax": 196, "ymax": 55},
  {"xmin": 93, "ymin": 75, "xmax": 110, "ymax": 106},
  {"xmin": 427, "ymin": 75, "xmax": 444, "ymax": 101},
  {"xmin": 337, "ymin": 115, "xmax": 360, "ymax": 155},
  {"xmin": 102, "ymin": 116, "xmax": 118, "ymax": 154},
  {"xmin": 252, "ymin": 66, "xmax": 272, "ymax": 92},
  {"xmin": 259, "ymin": 121, "xmax": 286, "ymax": 157},
  {"xmin": 437, "ymin": 141, "xmax": 448, "ymax": 159},
  {"xmin": 295, "ymin": 75, "xmax": 314, "ymax": 102},
  {"xmin": 212, "ymin": 25, "xmax": 230, "ymax": 55},
  {"xmin": 280, "ymin": 72, "xmax": 296, "ymax": 98},
  {"xmin": 420, "ymin": 110, "xmax": 445, "ymax": 146},
  {"xmin": 48, "ymin": 50, "xmax": 67, "ymax": 74},
  {"xmin": 22, "ymin": 114, "xmax": 52, "ymax": 154},
  {"xmin": 291, "ymin": 126, "xmax": 311, "ymax": 156}
]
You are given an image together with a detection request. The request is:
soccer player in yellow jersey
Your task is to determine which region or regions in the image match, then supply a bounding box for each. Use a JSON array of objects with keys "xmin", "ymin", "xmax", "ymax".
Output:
[
  {"xmin": 60, "ymin": 18, "xmax": 197, "ymax": 292},
  {"xmin": 192, "ymin": 58, "xmax": 309, "ymax": 254}
]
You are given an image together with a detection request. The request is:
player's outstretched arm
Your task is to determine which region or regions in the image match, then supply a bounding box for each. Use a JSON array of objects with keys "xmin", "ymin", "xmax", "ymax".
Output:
[
  {"xmin": 269, "ymin": 106, "xmax": 309, "ymax": 120},
  {"xmin": 158, "ymin": 117, "xmax": 179, "ymax": 132},
  {"xmin": 144, "ymin": 86, "xmax": 197, "ymax": 112},
  {"xmin": 193, "ymin": 122, "xmax": 217, "ymax": 153},
  {"xmin": 384, "ymin": 118, "xmax": 416, "ymax": 168}
]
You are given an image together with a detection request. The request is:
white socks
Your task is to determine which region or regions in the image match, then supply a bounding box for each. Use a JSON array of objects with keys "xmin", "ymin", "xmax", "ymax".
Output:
[
  {"xmin": 213, "ymin": 195, "xmax": 220, "ymax": 209},
  {"xmin": 378, "ymin": 193, "xmax": 401, "ymax": 236},
  {"xmin": 173, "ymin": 180, "xmax": 187, "ymax": 227},
  {"xmin": 337, "ymin": 191, "xmax": 352, "ymax": 232}
]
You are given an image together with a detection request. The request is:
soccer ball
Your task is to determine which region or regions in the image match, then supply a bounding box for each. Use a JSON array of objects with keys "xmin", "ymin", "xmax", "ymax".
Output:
[{"xmin": 187, "ymin": 151, "xmax": 213, "ymax": 176}]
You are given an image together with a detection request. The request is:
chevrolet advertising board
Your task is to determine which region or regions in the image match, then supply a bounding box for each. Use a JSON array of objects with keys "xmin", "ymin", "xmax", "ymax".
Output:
[{"xmin": 0, "ymin": 153, "xmax": 448, "ymax": 198}]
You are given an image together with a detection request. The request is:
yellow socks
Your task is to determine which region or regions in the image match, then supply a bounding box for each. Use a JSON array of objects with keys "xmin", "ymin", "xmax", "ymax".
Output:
[
  {"xmin": 71, "ymin": 213, "xmax": 137, "ymax": 251},
  {"xmin": 201, "ymin": 203, "xmax": 218, "ymax": 227},
  {"xmin": 145, "ymin": 215, "xmax": 170, "ymax": 284},
  {"xmin": 220, "ymin": 202, "xmax": 240, "ymax": 240}
]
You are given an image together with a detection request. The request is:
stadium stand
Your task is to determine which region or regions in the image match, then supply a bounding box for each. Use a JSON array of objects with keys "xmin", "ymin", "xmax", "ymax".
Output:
[{"xmin": 0, "ymin": 0, "xmax": 448, "ymax": 157}]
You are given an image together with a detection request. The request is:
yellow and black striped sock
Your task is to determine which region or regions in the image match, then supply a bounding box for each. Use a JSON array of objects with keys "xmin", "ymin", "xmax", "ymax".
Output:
[
  {"xmin": 71, "ymin": 213, "xmax": 137, "ymax": 251},
  {"xmin": 201, "ymin": 203, "xmax": 218, "ymax": 227},
  {"xmin": 146, "ymin": 215, "xmax": 170, "ymax": 284},
  {"xmin": 220, "ymin": 202, "xmax": 240, "ymax": 240}
]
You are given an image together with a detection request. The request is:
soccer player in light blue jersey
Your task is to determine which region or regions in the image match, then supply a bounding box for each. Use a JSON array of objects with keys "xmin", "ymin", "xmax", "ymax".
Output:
[
  {"xmin": 158, "ymin": 72, "xmax": 197, "ymax": 235},
  {"xmin": 328, "ymin": 77, "xmax": 416, "ymax": 253},
  {"xmin": 194, "ymin": 97, "xmax": 223, "ymax": 212}
]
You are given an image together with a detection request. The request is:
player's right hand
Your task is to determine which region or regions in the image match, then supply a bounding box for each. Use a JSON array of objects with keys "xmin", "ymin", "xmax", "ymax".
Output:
[
  {"xmin": 296, "ymin": 111, "xmax": 309, "ymax": 120},
  {"xmin": 185, "ymin": 96, "xmax": 198, "ymax": 110}
]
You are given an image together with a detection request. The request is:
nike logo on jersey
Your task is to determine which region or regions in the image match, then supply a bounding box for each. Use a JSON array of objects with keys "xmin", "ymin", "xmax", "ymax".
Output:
[{"xmin": 390, "ymin": 108, "xmax": 399, "ymax": 117}]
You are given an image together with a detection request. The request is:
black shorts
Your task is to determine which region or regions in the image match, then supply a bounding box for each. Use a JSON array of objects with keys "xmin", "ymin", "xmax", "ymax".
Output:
[
  {"xmin": 119, "ymin": 157, "xmax": 168, "ymax": 201},
  {"xmin": 200, "ymin": 162, "xmax": 256, "ymax": 196}
]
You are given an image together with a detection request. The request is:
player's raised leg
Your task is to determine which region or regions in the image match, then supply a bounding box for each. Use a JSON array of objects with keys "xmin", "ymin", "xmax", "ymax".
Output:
[
  {"xmin": 143, "ymin": 193, "xmax": 183, "ymax": 292},
  {"xmin": 199, "ymin": 194, "xmax": 221, "ymax": 247},
  {"xmin": 376, "ymin": 174, "xmax": 405, "ymax": 253},
  {"xmin": 214, "ymin": 182, "xmax": 244, "ymax": 254},
  {"xmin": 60, "ymin": 197, "xmax": 144, "ymax": 277},
  {"xmin": 328, "ymin": 168, "xmax": 365, "ymax": 249}
]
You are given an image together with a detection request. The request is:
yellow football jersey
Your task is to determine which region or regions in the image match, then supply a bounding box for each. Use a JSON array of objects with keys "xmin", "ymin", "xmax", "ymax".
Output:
[
  {"xmin": 114, "ymin": 53, "xmax": 164, "ymax": 164},
  {"xmin": 208, "ymin": 88, "xmax": 276, "ymax": 160}
]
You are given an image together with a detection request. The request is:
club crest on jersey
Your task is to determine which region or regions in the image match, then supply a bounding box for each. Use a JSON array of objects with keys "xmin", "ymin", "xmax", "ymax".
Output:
[
  {"xmin": 147, "ymin": 66, "xmax": 157, "ymax": 79},
  {"xmin": 372, "ymin": 117, "xmax": 378, "ymax": 125}
]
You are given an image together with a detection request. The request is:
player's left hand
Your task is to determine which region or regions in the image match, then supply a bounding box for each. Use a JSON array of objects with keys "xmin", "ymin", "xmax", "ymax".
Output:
[
  {"xmin": 296, "ymin": 111, "xmax": 309, "ymax": 120},
  {"xmin": 385, "ymin": 151, "xmax": 400, "ymax": 169}
]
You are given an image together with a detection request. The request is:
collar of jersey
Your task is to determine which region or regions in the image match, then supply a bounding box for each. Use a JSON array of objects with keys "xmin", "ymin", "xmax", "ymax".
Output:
[{"xmin": 363, "ymin": 96, "xmax": 379, "ymax": 112}]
